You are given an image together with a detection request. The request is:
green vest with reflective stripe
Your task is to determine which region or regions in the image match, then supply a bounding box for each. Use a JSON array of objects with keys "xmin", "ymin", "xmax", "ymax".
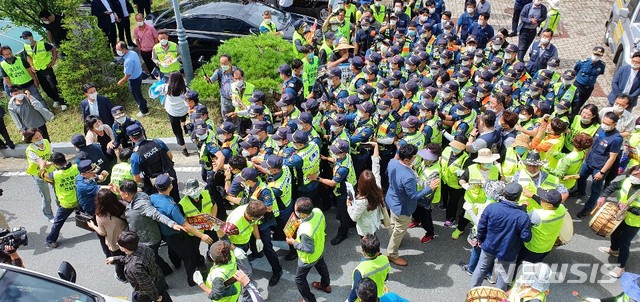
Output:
[
  {"xmin": 296, "ymin": 208, "xmax": 325, "ymax": 264},
  {"xmin": 268, "ymin": 167, "xmax": 293, "ymax": 217},
  {"xmin": 313, "ymin": 112, "xmax": 324, "ymax": 136},
  {"xmin": 154, "ymin": 42, "xmax": 181, "ymax": 73},
  {"xmin": 205, "ymin": 253, "xmax": 241, "ymax": 302},
  {"xmin": 552, "ymin": 150, "xmax": 584, "ymax": 189},
  {"xmin": 260, "ymin": 20, "xmax": 277, "ymax": 33},
  {"xmin": 25, "ymin": 140, "xmax": 54, "ymax": 176},
  {"xmin": 424, "ymin": 116, "xmax": 442, "ymax": 144},
  {"xmin": 1, "ymin": 59, "xmax": 32, "ymax": 86},
  {"xmin": 351, "ymin": 118, "xmax": 374, "ymax": 154},
  {"xmin": 453, "ymin": 111, "xmax": 478, "ymax": 137},
  {"xmin": 178, "ymin": 191, "xmax": 214, "ymax": 233},
  {"xmin": 417, "ymin": 162, "xmax": 441, "ymax": 204},
  {"xmin": 320, "ymin": 43, "xmax": 333, "ymax": 61},
  {"xmin": 338, "ymin": 22, "xmax": 351, "ymax": 43},
  {"xmin": 440, "ymin": 147, "xmax": 469, "ymax": 189},
  {"xmin": 517, "ymin": 171, "xmax": 559, "ymax": 212},
  {"xmin": 372, "ymin": 5, "xmax": 386, "ymax": 24},
  {"xmin": 298, "ymin": 143, "xmax": 321, "ymax": 186},
  {"xmin": 540, "ymin": 135, "xmax": 564, "ymax": 168},
  {"xmin": 401, "ymin": 131, "xmax": 425, "ymax": 150},
  {"xmin": 525, "ymin": 205, "xmax": 566, "ymax": 253},
  {"xmin": 292, "ymin": 31, "xmax": 308, "ymax": 59},
  {"xmin": 110, "ymin": 162, "xmax": 133, "ymax": 186},
  {"xmin": 500, "ymin": 148, "xmax": 526, "ymax": 181},
  {"xmin": 508, "ymin": 288, "xmax": 548, "ymax": 302},
  {"xmin": 619, "ymin": 179, "xmax": 640, "ymax": 227},
  {"xmin": 344, "ymin": 5, "xmax": 357, "ymax": 25},
  {"xmin": 354, "ymin": 255, "xmax": 390, "ymax": 298},
  {"xmin": 374, "ymin": 114, "xmax": 396, "ymax": 140},
  {"xmin": 302, "ymin": 57, "xmax": 319, "ymax": 96},
  {"xmin": 615, "ymin": 293, "xmax": 633, "ymax": 302},
  {"xmin": 226, "ymin": 205, "xmax": 255, "ymax": 245},
  {"xmin": 333, "ymin": 155, "xmax": 356, "ymax": 196},
  {"xmin": 552, "ymin": 82, "xmax": 577, "ymax": 105},
  {"xmin": 464, "ymin": 164, "xmax": 499, "ymax": 204},
  {"xmin": 24, "ymin": 41, "xmax": 52, "ymax": 71},
  {"xmin": 53, "ymin": 165, "xmax": 79, "ymax": 209},
  {"xmin": 565, "ymin": 117, "xmax": 599, "ymax": 151},
  {"xmin": 348, "ymin": 72, "xmax": 366, "ymax": 95}
]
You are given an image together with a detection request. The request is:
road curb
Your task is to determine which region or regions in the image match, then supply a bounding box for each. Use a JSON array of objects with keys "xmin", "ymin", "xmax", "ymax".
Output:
[{"xmin": 0, "ymin": 137, "xmax": 198, "ymax": 159}]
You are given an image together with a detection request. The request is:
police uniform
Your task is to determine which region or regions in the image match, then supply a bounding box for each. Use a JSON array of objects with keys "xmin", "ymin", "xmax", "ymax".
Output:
[
  {"xmin": 131, "ymin": 137, "xmax": 179, "ymax": 201},
  {"xmin": 573, "ymin": 49, "xmax": 605, "ymax": 109}
]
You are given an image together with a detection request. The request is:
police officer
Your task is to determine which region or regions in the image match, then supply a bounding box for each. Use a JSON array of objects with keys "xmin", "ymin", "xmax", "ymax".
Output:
[
  {"xmin": 262, "ymin": 154, "xmax": 297, "ymax": 261},
  {"xmin": 71, "ymin": 134, "xmax": 111, "ymax": 180},
  {"xmin": 311, "ymin": 139, "xmax": 356, "ymax": 246},
  {"xmin": 128, "ymin": 124, "xmax": 180, "ymax": 201},
  {"xmin": 350, "ymin": 102, "xmax": 375, "ymax": 179},
  {"xmin": 275, "ymin": 93, "xmax": 301, "ymax": 133},
  {"xmin": 278, "ymin": 64, "xmax": 304, "ymax": 107},
  {"xmin": 296, "ymin": 112, "xmax": 322, "ymax": 148},
  {"xmin": 573, "ymin": 46, "xmax": 606, "ymax": 112},
  {"xmin": 111, "ymin": 105, "xmax": 143, "ymax": 150},
  {"xmin": 398, "ymin": 116, "xmax": 425, "ymax": 150},
  {"xmin": 216, "ymin": 121, "xmax": 242, "ymax": 164},
  {"xmin": 194, "ymin": 121, "xmax": 224, "ymax": 185},
  {"xmin": 348, "ymin": 56, "xmax": 367, "ymax": 96},
  {"xmin": 249, "ymin": 121, "xmax": 278, "ymax": 168},
  {"xmin": 373, "ymin": 99, "xmax": 397, "ymax": 189},
  {"xmin": 21, "ymin": 31, "xmax": 67, "ymax": 110},
  {"xmin": 285, "ymin": 130, "xmax": 321, "ymax": 208}
]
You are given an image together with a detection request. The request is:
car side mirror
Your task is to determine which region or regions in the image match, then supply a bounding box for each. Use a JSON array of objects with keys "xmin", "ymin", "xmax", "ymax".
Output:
[
  {"xmin": 620, "ymin": 8, "xmax": 630, "ymax": 19},
  {"xmin": 249, "ymin": 28, "xmax": 259, "ymax": 36},
  {"xmin": 58, "ymin": 261, "xmax": 77, "ymax": 283}
]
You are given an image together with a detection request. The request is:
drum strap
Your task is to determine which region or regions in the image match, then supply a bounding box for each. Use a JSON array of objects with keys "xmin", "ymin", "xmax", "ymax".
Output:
[{"xmin": 541, "ymin": 214, "xmax": 565, "ymax": 224}]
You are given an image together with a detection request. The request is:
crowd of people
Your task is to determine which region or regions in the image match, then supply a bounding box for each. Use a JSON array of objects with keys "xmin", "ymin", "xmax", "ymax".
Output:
[{"xmin": 2, "ymin": 0, "xmax": 640, "ymax": 301}]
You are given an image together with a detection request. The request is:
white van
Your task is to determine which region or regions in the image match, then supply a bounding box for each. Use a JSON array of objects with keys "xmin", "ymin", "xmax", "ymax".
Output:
[{"xmin": 604, "ymin": 0, "xmax": 640, "ymax": 67}]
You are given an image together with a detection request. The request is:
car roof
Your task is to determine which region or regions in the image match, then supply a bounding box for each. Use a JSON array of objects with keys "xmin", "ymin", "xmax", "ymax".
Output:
[{"xmin": 182, "ymin": 0, "xmax": 258, "ymax": 18}]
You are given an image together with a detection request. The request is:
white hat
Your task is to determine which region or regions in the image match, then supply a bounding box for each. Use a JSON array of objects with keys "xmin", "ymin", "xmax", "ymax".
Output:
[{"xmin": 473, "ymin": 148, "xmax": 500, "ymax": 164}]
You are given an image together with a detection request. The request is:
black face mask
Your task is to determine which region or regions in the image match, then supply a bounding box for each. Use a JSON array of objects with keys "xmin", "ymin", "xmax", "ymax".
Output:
[{"xmin": 4, "ymin": 56, "xmax": 16, "ymax": 64}]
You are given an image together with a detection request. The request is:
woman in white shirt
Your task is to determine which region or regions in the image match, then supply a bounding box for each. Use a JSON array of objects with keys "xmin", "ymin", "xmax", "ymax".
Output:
[
  {"xmin": 347, "ymin": 170, "xmax": 384, "ymax": 237},
  {"xmin": 161, "ymin": 72, "xmax": 190, "ymax": 156}
]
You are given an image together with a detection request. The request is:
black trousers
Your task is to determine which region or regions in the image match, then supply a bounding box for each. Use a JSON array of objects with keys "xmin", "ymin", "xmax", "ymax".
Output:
[
  {"xmin": 517, "ymin": 247, "xmax": 550, "ymax": 265},
  {"xmin": 379, "ymin": 149, "xmax": 395, "ymax": 191},
  {"xmin": 149, "ymin": 242, "xmax": 173, "ymax": 275},
  {"xmin": 140, "ymin": 50, "xmax": 156, "ymax": 73},
  {"xmin": 412, "ymin": 206, "xmax": 434, "ymax": 236},
  {"xmin": 517, "ymin": 28, "xmax": 537, "ymax": 62},
  {"xmin": 574, "ymin": 82, "xmax": 595, "ymax": 115},
  {"xmin": 168, "ymin": 114, "xmax": 187, "ymax": 146},
  {"xmin": 0, "ymin": 116, "xmax": 11, "ymax": 146},
  {"xmin": 102, "ymin": 23, "xmax": 117, "ymax": 51},
  {"xmin": 511, "ymin": 4, "xmax": 525, "ymax": 33},
  {"xmin": 443, "ymin": 184, "xmax": 464, "ymax": 222},
  {"xmin": 610, "ymin": 221, "xmax": 640, "ymax": 268},
  {"xmin": 132, "ymin": 288, "xmax": 172, "ymax": 302},
  {"xmin": 298, "ymin": 186, "xmax": 321, "ymax": 209},
  {"xmin": 604, "ymin": 154, "xmax": 622, "ymax": 189},
  {"xmin": 136, "ymin": 1, "xmax": 152, "ymax": 16},
  {"xmin": 35, "ymin": 68, "xmax": 66, "ymax": 105},
  {"xmin": 116, "ymin": 16, "xmax": 135, "ymax": 45},
  {"xmin": 296, "ymin": 257, "xmax": 330, "ymax": 302},
  {"xmin": 110, "ymin": 249, "xmax": 126, "ymax": 280},
  {"xmin": 335, "ymin": 196, "xmax": 354, "ymax": 238},
  {"xmin": 38, "ymin": 124, "xmax": 50, "ymax": 141},
  {"xmin": 164, "ymin": 233, "xmax": 199, "ymax": 285},
  {"xmin": 249, "ymin": 222, "xmax": 283, "ymax": 274}
]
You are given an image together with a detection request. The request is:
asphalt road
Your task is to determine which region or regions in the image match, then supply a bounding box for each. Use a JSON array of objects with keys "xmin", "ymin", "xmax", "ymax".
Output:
[{"xmin": 0, "ymin": 170, "xmax": 637, "ymax": 301}]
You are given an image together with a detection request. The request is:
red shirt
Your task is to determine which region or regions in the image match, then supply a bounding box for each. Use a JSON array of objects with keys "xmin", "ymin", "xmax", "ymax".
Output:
[{"xmin": 133, "ymin": 23, "xmax": 158, "ymax": 52}]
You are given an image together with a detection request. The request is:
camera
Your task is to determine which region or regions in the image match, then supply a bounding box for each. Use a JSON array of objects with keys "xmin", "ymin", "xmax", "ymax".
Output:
[{"xmin": 0, "ymin": 227, "xmax": 28, "ymax": 250}]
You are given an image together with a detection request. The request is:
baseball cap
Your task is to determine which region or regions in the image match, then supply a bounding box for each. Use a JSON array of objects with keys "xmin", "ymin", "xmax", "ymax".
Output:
[
  {"xmin": 350, "ymin": 56, "xmax": 365, "ymax": 69},
  {"xmin": 377, "ymin": 98, "xmax": 391, "ymax": 109},
  {"xmin": 400, "ymin": 116, "xmax": 421, "ymax": 128},
  {"xmin": 592, "ymin": 46, "xmax": 605, "ymax": 56},
  {"xmin": 288, "ymin": 130, "xmax": 309, "ymax": 144},
  {"xmin": 505, "ymin": 44, "xmax": 518, "ymax": 53},
  {"xmin": 547, "ymin": 57, "xmax": 560, "ymax": 67},
  {"xmin": 216, "ymin": 121, "xmax": 236, "ymax": 134},
  {"xmin": 276, "ymin": 93, "xmax": 296, "ymax": 107},
  {"xmin": 537, "ymin": 188, "xmax": 562, "ymax": 207},
  {"xmin": 20, "ymin": 31, "xmax": 33, "ymax": 38},
  {"xmin": 248, "ymin": 121, "xmax": 269, "ymax": 134},
  {"xmin": 356, "ymin": 101, "xmax": 375, "ymax": 114},
  {"xmin": 357, "ymin": 84, "xmax": 374, "ymax": 95},
  {"xmin": 330, "ymin": 139, "xmax": 350, "ymax": 154},
  {"xmin": 330, "ymin": 67, "xmax": 342, "ymax": 78},
  {"xmin": 194, "ymin": 104, "xmax": 208, "ymax": 114},
  {"xmin": 154, "ymin": 174, "xmax": 173, "ymax": 191},
  {"xmin": 250, "ymin": 90, "xmax": 266, "ymax": 103},
  {"xmin": 78, "ymin": 159, "xmax": 99, "ymax": 174},
  {"xmin": 562, "ymin": 70, "xmax": 577, "ymax": 80},
  {"xmin": 277, "ymin": 64, "xmax": 292, "ymax": 74},
  {"xmin": 185, "ymin": 89, "xmax": 199, "ymax": 101},
  {"xmin": 262, "ymin": 154, "xmax": 284, "ymax": 169},
  {"xmin": 296, "ymin": 112, "xmax": 314, "ymax": 124},
  {"xmin": 240, "ymin": 136, "xmax": 261, "ymax": 148},
  {"xmin": 302, "ymin": 98, "xmax": 320, "ymax": 110},
  {"xmin": 111, "ymin": 105, "xmax": 126, "ymax": 117},
  {"xmin": 232, "ymin": 168, "xmax": 259, "ymax": 187},
  {"xmin": 126, "ymin": 124, "xmax": 144, "ymax": 137},
  {"xmin": 503, "ymin": 182, "xmax": 523, "ymax": 202},
  {"xmin": 272, "ymin": 127, "xmax": 291, "ymax": 141},
  {"xmin": 328, "ymin": 114, "xmax": 347, "ymax": 126},
  {"xmin": 249, "ymin": 105, "xmax": 265, "ymax": 116},
  {"xmin": 194, "ymin": 120, "xmax": 208, "ymax": 136}
]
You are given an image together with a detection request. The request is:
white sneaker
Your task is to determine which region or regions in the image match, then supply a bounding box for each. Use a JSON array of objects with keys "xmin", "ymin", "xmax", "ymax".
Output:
[
  {"xmin": 136, "ymin": 111, "xmax": 149, "ymax": 117},
  {"xmin": 60, "ymin": 105, "xmax": 67, "ymax": 111},
  {"xmin": 609, "ymin": 266, "xmax": 624, "ymax": 278},
  {"xmin": 52, "ymin": 102, "xmax": 60, "ymax": 108},
  {"xmin": 598, "ymin": 246, "xmax": 620, "ymax": 257},
  {"xmin": 49, "ymin": 218, "xmax": 54, "ymax": 224}
]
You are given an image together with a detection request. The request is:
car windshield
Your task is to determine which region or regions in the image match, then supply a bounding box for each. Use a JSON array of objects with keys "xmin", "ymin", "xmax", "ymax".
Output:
[
  {"xmin": 0, "ymin": 268, "xmax": 97, "ymax": 302},
  {"xmin": 242, "ymin": 3, "xmax": 290, "ymax": 28}
]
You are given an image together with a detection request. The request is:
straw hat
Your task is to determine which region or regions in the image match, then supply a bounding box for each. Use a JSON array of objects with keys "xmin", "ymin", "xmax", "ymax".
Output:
[
  {"xmin": 512, "ymin": 134, "xmax": 531, "ymax": 148},
  {"xmin": 449, "ymin": 140, "xmax": 466, "ymax": 150},
  {"xmin": 473, "ymin": 148, "xmax": 500, "ymax": 163},
  {"xmin": 334, "ymin": 43, "xmax": 355, "ymax": 51}
]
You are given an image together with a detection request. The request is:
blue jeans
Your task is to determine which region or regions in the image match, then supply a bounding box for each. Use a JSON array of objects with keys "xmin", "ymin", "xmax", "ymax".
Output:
[
  {"xmin": 577, "ymin": 163, "xmax": 603, "ymax": 213},
  {"xmin": 128, "ymin": 77, "xmax": 149, "ymax": 114},
  {"xmin": 46, "ymin": 206, "xmax": 75, "ymax": 243},
  {"xmin": 33, "ymin": 176, "xmax": 57, "ymax": 220},
  {"xmin": 470, "ymin": 250, "xmax": 515, "ymax": 291},
  {"xmin": 468, "ymin": 246, "xmax": 493, "ymax": 276}
]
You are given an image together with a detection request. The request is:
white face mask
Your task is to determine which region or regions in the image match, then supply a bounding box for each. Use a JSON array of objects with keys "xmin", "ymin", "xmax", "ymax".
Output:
[
  {"xmin": 455, "ymin": 109, "xmax": 465, "ymax": 116},
  {"xmin": 636, "ymin": 125, "xmax": 640, "ymax": 130},
  {"xmin": 467, "ymin": 46, "xmax": 476, "ymax": 53},
  {"xmin": 461, "ymin": 60, "xmax": 470, "ymax": 67},
  {"xmin": 116, "ymin": 50, "xmax": 124, "ymax": 56},
  {"xmin": 197, "ymin": 133, "xmax": 208, "ymax": 141},
  {"xmin": 420, "ymin": 16, "xmax": 428, "ymax": 22},
  {"xmin": 137, "ymin": 21, "xmax": 144, "ymax": 27},
  {"xmin": 94, "ymin": 124, "xmax": 105, "ymax": 131},
  {"xmin": 160, "ymin": 39, "xmax": 168, "ymax": 46},
  {"xmin": 401, "ymin": 126, "xmax": 409, "ymax": 133},
  {"xmin": 116, "ymin": 116, "xmax": 126, "ymax": 124},
  {"xmin": 492, "ymin": 44, "xmax": 501, "ymax": 51},
  {"xmin": 377, "ymin": 108, "xmax": 387, "ymax": 116},
  {"xmin": 331, "ymin": 25, "xmax": 339, "ymax": 31},
  {"xmin": 251, "ymin": 118, "xmax": 260, "ymax": 123},
  {"xmin": 241, "ymin": 149, "xmax": 251, "ymax": 157},
  {"xmin": 235, "ymin": 80, "xmax": 244, "ymax": 88},
  {"xmin": 467, "ymin": 7, "xmax": 474, "ymax": 13},
  {"xmin": 375, "ymin": 1, "xmax": 382, "ymax": 6},
  {"xmin": 330, "ymin": 125, "xmax": 340, "ymax": 133},
  {"xmin": 34, "ymin": 139, "xmax": 44, "ymax": 146},
  {"xmin": 358, "ymin": 93, "xmax": 366, "ymax": 100},
  {"xmin": 540, "ymin": 37, "xmax": 550, "ymax": 44},
  {"xmin": 519, "ymin": 114, "xmax": 529, "ymax": 121},
  {"xmin": 394, "ymin": 7, "xmax": 402, "ymax": 13},
  {"xmin": 548, "ymin": 67, "xmax": 556, "ymax": 71},
  {"xmin": 43, "ymin": 20, "xmax": 50, "ymax": 24},
  {"xmin": 443, "ymin": 29, "xmax": 451, "ymax": 34},
  {"xmin": 14, "ymin": 93, "xmax": 25, "ymax": 101},
  {"xmin": 601, "ymin": 124, "xmax": 614, "ymax": 132},
  {"xmin": 390, "ymin": 20, "xmax": 397, "ymax": 26},
  {"xmin": 613, "ymin": 105, "xmax": 625, "ymax": 113},
  {"xmin": 504, "ymin": 53, "xmax": 513, "ymax": 60},
  {"xmin": 591, "ymin": 55, "xmax": 602, "ymax": 61},
  {"xmin": 428, "ymin": 7, "xmax": 435, "ymax": 13},
  {"xmin": 439, "ymin": 58, "xmax": 447, "ymax": 65},
  {"xmin": 562, "ymin": 79, "xmax": 574, "ymax": 86},
  {"xmin": 217, "ymin": 134, "xmax": 227, "ymax": 142},
  {"xmin": 630, "ymin": 175, "xmax": 640, "ymax": 184}
]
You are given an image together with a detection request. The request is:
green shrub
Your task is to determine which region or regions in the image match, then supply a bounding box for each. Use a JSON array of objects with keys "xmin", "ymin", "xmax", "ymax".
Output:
[
  {"xmin": 190, "ymin": 34, "xmax": 294, "ymax": 123},
  {"xmin": 0, "ymin": 0, "xmax": 82, "ymax": 33},
  {"xmin": 56, "ymin": 16, "xmax": 130, "ymax": 107}
]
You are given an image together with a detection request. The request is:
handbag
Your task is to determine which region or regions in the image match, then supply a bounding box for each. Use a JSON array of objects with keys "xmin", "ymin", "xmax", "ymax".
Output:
[{"xmin": 74, "ymin": 209, "xmax": 95, "ymax": 232}]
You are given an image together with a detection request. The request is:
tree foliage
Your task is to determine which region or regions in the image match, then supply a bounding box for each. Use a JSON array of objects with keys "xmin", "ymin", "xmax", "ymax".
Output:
[
  {"xmin": 190, "ymin": 34, "xmax": 295, "ymax": 122},
  {"xmin": 56, "ymin": 15, "xmax": 129, "ymax": 106},
  {"xmin": 0, "ymin": 0, "xmax": 83, "ymax": 34}
]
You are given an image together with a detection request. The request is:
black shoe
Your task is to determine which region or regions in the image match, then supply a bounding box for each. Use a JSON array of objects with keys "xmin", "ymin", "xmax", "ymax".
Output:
[
  {"xmin": 162, "ymin": 267, "xmax": 174, "ymax": 276},
  {"xmin": 248, "ymin": 252, "xmax": 264, "ymax": 261},
  {"xmin": 182, "ymin": 148, "xmax": 190, "ymax": 157},
  {"xmin": 438, "ymin": 203, "xmax": 447, "ymax": 210},
  {"xmin": 115, "ymin": 273, "xmax": 127, "ymax": 283},
  {"xmin": 6, "ymin": 141, "xmax": 14, "ymax": 149},
  {"xmin": 577, "ymin": 210, "xmax": 589, "ymax": 219},
  {"xmin": 285, "ymin": 250, "xmax": 298, "ymax": 261},
  {"xmin": 508, "ymin": 31, "xmax": 518, "ymax": 37},
  {"xmin": 569, "ymin": 191, "xmax": 583, "ymax": 198},
  {"xmin": 46, "ymin": 242, "xmax": 59, "ymax": 249},
  {"xmin": 188, "ymin": 279, "xmax": 197, "ymax": 287},
  {"xmin": 0, "ymin": 144, "xmax": 7, "ymax": 149},
  {"xmin": 269, "ymin": 271, "xmax": 283, "ymax": 286},
  {"xmin": 171, "ymin": 259, "xmax": 182, "ymax": 269},
  {"xmin": 330, "ymin": 235, "xmax": 347, "ymax": 245}
]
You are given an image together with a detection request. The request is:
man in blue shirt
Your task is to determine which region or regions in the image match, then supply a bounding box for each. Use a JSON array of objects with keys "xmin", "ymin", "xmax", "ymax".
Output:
[
  {"xmin": 150, "ymin": 175, "xmax": 213, "ymax": 287},
  {"xmin": 457, "ymin": 1, "xmax": 479, "ymax": 41},
  {"xmin": 115, "ymin": 41, "xmax": 149, "ymax": 116},
  {"xmin": 516, "ymin": 0, "xmax": 547, "ymax": 62},
  {"xmin": 75, "ymin": 159, "xmax": 110, "ymax": 215},
  {"xmin": 468, "ymin": 13, "xmax": 494, "ymax": 49},
  {"xmin": 576, "ymin": 112, "xmax": 624, "ymax": 218},
  {"xmin": 574, "ymin": 46, "xmax": 607, "ymax": 111},
  {"xmin": 385, "ymin": 144, "xmax": 436, "ymax": 266},
  {"xmin": 525, "ymin": 28, "xmax": 558, "ymax": 76}
]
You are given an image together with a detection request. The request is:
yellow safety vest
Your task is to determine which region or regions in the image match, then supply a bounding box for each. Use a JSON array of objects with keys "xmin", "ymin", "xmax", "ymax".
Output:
[
  {"xmin": 401, "ymin": 131, "xmax": 425, "ymax": 150},
  {"xmin": 524, "ymin": 205, "xmax": 566, "ymax": 253},
  {"xmin": 550, "ymin": 150, "xmax": 584, "ymax": 189},
  {"xmin": 268, "ymin": 167, "xmax": 293, "ymax": 217},
  {"xmin": 416, "ymin": 161, "xmax": 442, "ymax": 204},
  {"xmin": 260, "ymin": 20, "xmax": 277, "ymax": 33},
  {"xmin": 292, "ymin": 31, "xmax": 308, "ymax": 59},
  {"xmin": 464, "ymin": 164, "xmax": 499, "ymax": 204},
  {"xmin": 302, "ymin": 56, "xmax": 319, "ymax": 96},
  {"xmin": 619, "ymin": 179, "xmax": 640, "ymax": 227},
  {"xmin": 353, "ymin": 255, "xmax": 390, "ymax": 299},
  {"xmin": 297, "ymin": 143, "xmax": 321, "ymax": 186},
  {"xmin": 53, "ymin": 165, "xmax": 79, "ymax": 209},
  {"xmin": 296, "ymin": 208, "xmax": 325, "ymax": 264},
  {"xmin": 25, "ymin": 140, "xmax": 54, "ymax": 176},
  {"xmin": 517, "ymin": 171, "xmax": 560, "ymax": 212},
  {"xmin": 453, "ymin": 111, "xmax": 478, "ymax": 137},
  {"xmin": 24, "ymin": 41, "xmax": 53, "ymax": 71},
  {"xmin": 440, "ymin": 147, "xmax": 469, "ymax": 189},
  {"xmin": 500, "ymin": 148, "xmax": 526, "ymax": 181},
  {"xmin": 565, "ymin": 117, "xmax": 599, "ymax": 151},
  {"xmin": 333, "ymin": 154, "xmax": 356, "ymax": 196},
  {"xmin": 154, "ymin": 42, "xmax": 181, "ymax": 73},
  {"xmin": 110, "ymin": 162, "xmax": 133, "ymax": 186},
  {"xmin": 539, "ymin": 134, "xmax": 564, "ymax": 168},
  {"xmin": 205, "ymin": 253, "xmax": 241, "ymax": 302},
  {"xmin": 424, "ymin": 116, "xmax": 443, "ymax": 144},
  {"xmin": 348, "ymin": 72, "xmax": 366, "ymax": 96},
  {"xmin": 226, "ymin": 205, "xmax": 256, "ymax": 245},
  {"xmin": 1, "ymin": 58, "xmax": 32, "ymax": 86},
  {"xmin": 179, "ymin": 190, "xmax": 214, "ymax": 235},
  {"xmin": 231, "ymin": 82, "xmax": 255, "ymax": 111},
  {"xmin": 508, "ymin": 287, "xmax": 548, "ymax": 302}
]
